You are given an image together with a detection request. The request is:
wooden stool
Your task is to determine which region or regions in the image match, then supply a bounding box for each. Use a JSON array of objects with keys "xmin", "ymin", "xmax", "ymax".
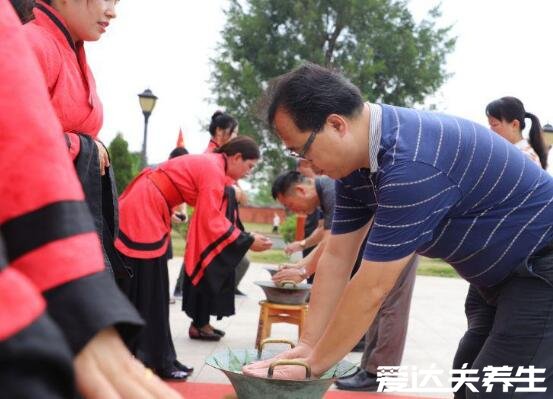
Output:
[{"xmin": 255, "ymin": 300, "xmax": 308, "ymax": 349}]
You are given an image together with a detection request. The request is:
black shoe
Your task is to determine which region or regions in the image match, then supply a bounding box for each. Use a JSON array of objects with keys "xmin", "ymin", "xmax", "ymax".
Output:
[
  {"xmin": 189, "ymin": 324, "xmax": 221, "ymax": 341},
  {"xmin": 211, "ymin": 327, "xmax": 225, "ymax": 337},
  {"xmin": 351, "ymin": 339, "xmax": 365, "ymax": 352},
  {"xmin": 174, "ymin": 360, "xmax": 194, "ymax": 374},
  {"xmin": 335, "ymin": 370, "xmax": 379, "ymax": 391},
  {"xmin": 158, "ymin": 368, "xmax": 188, "ymax": 381},
  {"xmin": 234, "ymin": 288, "xmax": 246, "ymax": 296}
]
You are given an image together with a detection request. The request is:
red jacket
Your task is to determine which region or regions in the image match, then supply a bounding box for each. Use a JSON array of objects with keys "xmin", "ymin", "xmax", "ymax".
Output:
[
  {"xmin": 0, "ymin": 0, "xmax": 103, "ymax": 339},
  {"xmin": 24, "ymin": 0, "xmax": 103, "ymax": 160},
  {"xmin": 115, "ymin": 154, "xmax": 252, "ymax": 284}
]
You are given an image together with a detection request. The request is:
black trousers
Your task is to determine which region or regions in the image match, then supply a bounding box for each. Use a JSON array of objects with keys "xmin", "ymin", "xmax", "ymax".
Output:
[
  {"xmin": 118, "ymin": 255, "xmax": 177, "ymax": 374},
  {"xmin": 453, "ymin": 244, "xmax": 553, "ymax": 398}
]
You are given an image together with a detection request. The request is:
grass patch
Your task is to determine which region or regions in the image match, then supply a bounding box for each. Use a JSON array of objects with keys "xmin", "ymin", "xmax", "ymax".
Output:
[
  {"xmin": 243, "ymin": 222, "xmax": 273, "ymax": 235},
  {"xmin": 247, "ymin": 249, "xmax": 289, "ymax": 264},
  {"xmin": 417, "ymin": 257, "xmax": 459, "ymax": 278},
  {"xmin": 171, "ymin": 230, "xmax": 186, "ymax": 256},
  {"xmin": 171, "ymin": 229, "xmax": 459, "ymax": 279}
]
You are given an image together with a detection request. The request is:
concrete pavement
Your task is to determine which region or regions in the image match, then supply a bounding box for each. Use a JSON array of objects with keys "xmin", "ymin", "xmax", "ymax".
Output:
[{"xmin": 168, "ymin": 257, "xmax": 469, "ymax": 397}]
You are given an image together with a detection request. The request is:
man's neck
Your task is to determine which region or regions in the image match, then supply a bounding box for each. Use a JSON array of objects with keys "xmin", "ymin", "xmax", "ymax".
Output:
[{"xmin": 354, "ymin": 103, "xmax": 372, "ymax": 169}]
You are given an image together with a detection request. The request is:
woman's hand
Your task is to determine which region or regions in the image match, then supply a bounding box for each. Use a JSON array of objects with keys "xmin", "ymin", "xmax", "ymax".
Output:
[
  {"xmin": 74, "ymin": 327, "xmax": 181, "ymax": 399},
  {"xmin": 95, "ymin": 140, "xmax": 110, "ymax": 176},
  {"xmin": 250, "ymin": 233, "xmax": 272, "ymax": 252}
]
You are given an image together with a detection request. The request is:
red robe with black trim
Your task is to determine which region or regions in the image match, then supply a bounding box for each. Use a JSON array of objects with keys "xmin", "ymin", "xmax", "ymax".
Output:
[
  {"xmin": 115, "ymin": 154, "xmax": 253, "ymax": 285},
  {"xmin": 24, "ymin": 0, "xmax": 103, "ymax": 159},
  {"xmin": 0, "ymin": 0, "xmax": 99, "ymax": 336},
  {"xmin": 0, "ymin": 0, "xmax": 141, "ymax": 353}
]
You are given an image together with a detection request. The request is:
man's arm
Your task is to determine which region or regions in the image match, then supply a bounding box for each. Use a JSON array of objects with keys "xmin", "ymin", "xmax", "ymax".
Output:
[
  {"xmin": 299, "ymin": 222, "xmax": 371, "ymax": 348},
  {"xmin": 307, "ymin": 253, "xmax": 414, "ymax": 376},
  {"xmin": 284, "ymin": 220, "xmax": 325, "ymax": 255},
  {"xmin": 273, "ymin": 228, "xmax": 329, "ymax": 284}
]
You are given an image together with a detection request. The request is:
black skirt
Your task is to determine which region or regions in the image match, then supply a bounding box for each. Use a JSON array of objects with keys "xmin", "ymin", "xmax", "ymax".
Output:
[
  {"xmin": 181, "ymin": 265, "xmax": 235, "ymax": 325},
  {"xmin": 118, "ymin": 255, "xmax": 176, "ymax": 373}
]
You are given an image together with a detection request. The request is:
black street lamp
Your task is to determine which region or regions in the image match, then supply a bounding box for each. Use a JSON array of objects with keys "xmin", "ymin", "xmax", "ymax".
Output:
[{"xmin": 138, "ymin": 88, "xmax": 158, "ymax": 168}]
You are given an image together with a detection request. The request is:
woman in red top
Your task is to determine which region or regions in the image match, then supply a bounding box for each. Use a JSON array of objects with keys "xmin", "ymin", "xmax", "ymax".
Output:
[
  {"xmin": 23, "ymin": 0, "xmax": 126, "ymax": 277},
  {"xmin": 204, "ymin": 110, "xmax": 239, "ymax": 153},
  {"xmin": 1, "ymin": 2, "xmax": 178, "ymax": 398},
  {"xmin": 115, "ymin": 136, "xmax": 271, "ymax": 380}
]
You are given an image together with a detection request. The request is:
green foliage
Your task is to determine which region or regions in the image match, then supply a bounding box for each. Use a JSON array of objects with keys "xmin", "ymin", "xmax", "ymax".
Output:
[
  {"xmin": 108, "ymin": 133, "xmax": 141, "ymax": 194},
  {"xmin": 249, "ymin": 180, "xmax": 278, "ymax": 206},
  {"xmin": 279, "ymin": 214, "xmax": 297, "ymax": 243},
  {"xmin": 211, "ymin": 0, "xmax": 456, "ymax": 182}
]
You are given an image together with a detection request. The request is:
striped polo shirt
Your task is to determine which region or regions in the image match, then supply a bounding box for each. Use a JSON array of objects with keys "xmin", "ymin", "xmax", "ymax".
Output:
[{"xmin": 332, "ymin": 103, "xmax": 553, "ymax": 287}]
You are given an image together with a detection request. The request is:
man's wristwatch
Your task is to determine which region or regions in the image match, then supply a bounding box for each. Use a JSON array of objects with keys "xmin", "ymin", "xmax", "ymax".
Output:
[{"xmin": 299, "ymin": 239, "xmax": 307, "ymax": 248}]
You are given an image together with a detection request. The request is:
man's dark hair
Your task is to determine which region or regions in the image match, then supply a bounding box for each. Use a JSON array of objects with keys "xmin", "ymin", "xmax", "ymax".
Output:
[
  {"xmin": 214, "ymin": 136, "xmax": 260, "ymax": 160},
  {"xmin": 271, "ymin": 170, "xmax": 306, "ymax": 200},
  {"xmin": 265, "ymin": 63, "xmax": 364, "ymax": 133}
]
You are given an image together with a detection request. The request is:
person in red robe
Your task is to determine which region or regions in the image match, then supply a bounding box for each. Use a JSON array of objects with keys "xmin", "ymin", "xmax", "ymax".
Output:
[
  {"xmin": 204, "ymin": 110, "xmax": 239, "ymax": 153},
  {"xmin": 1, "ymin": 2, "xmax": 179, "ymax": 398},
  {"xmin": 23, "ymin": 0, "xmax": 127, "ymax": 278},
  {"xmin": 115, "ymin": 136, "xmax": 272, "ymax": 379},
  {"xmin": 203, "ymin": 111, "xmax": 252, "ymax": 294}
]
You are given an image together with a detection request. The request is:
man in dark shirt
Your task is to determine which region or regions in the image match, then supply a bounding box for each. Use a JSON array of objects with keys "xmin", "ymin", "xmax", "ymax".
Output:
[
  {"xmin": 245, "ymin": 63, "xmax": 553, "ymax": 398},
  {"xmin": 271, "ymin": 170, "xmax": 417, "ymax": 391}
]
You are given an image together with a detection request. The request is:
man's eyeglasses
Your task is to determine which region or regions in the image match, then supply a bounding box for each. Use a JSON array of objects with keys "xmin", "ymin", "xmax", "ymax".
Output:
[{"xmin": 287, "ymin": 129, "xmax": 318, "ymax": 159}]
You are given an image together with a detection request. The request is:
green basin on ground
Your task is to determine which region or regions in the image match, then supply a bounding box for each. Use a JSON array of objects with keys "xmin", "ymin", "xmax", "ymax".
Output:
[{"xmin": 206, "ymin": 348, "xmax": 357, "ymax": 399}]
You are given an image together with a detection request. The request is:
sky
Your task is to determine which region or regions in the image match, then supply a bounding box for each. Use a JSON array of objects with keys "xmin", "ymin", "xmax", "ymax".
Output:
[{"xmin": 87, "ymin": 0, "xmax": 553, "ymax": 165}]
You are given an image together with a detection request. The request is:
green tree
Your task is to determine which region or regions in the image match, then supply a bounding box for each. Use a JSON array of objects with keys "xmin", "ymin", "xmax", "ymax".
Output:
[
  {"xmin": 211, "ymin": 0, "xmax": 455, "ymax": 181},
  {"xmin": 108, "ymin": 133, "xmax": 140, "ymax": 194}
]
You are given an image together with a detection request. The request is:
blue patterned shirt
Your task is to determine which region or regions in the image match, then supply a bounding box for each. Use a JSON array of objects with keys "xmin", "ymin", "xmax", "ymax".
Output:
[{"xmin": 332, "ymin": 103, "xmax": 553, "ymax": 287}]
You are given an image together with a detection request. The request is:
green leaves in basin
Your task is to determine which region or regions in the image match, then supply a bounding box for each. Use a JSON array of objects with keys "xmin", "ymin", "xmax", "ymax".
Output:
[
  {"xmin": 243, "ymin": 349, "xmax": 252, "ymax": 366},
  {"xmin": 227, "ymin": 348, "xmax": 244, "ymax": 373}
]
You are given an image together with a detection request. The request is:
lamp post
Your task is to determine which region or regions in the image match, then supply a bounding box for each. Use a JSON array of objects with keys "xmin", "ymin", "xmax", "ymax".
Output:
[{"xmin": 138, "ymin": 88, "xmax": 158, "ymax": 168}]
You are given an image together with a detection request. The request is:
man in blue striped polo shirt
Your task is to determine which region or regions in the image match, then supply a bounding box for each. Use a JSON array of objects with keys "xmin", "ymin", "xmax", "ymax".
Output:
[{"xmin": 243, "ymin": 64, "xmax": 553, "ymax": 398}]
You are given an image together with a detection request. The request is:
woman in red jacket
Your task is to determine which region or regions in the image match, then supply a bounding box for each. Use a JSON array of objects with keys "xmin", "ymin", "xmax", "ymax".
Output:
[
  {"xmin": 1, "ymin": 2, "xmax": 178, "ymax": 397},
  {"xmin": 115, "ymin": 136, "xmax": 272, "ymax": 380},
  {"xmin": 23, "ymin": 0, "xmax": 126, "ymax": 277}
]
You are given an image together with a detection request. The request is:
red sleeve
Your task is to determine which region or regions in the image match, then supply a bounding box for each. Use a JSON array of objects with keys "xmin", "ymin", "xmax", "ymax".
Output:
[
  {"xmin": 66, "ymin": 132, "xmax": 81, "ymax": 159},
  {"xmin": 0, "ymin": 267, "xmax": 45, "ymax": 340},
  {"xmin": 0, "ymin": 1, "xmax": 103, "ymax": 291}
]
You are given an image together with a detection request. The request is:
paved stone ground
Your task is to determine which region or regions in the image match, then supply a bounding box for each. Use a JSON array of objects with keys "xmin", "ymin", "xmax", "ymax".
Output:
[{"xmin": 168, "ymin": 257, "xmax": 469, "ymax": 398}]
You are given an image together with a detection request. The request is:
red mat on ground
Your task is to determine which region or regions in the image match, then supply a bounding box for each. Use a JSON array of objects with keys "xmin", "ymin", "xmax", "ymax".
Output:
[{"xmin": 167, "ymin": 382, "xmax": 442, "ymax": 399}]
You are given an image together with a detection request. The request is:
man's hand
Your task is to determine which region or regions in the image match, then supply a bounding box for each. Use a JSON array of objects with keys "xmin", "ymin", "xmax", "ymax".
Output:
[
  {"xmin": 278, "ymin": 262, "xmax": 302, "ymax": 270},
  {"xmin": 242, "ymin": 342, "xmax": 312, "ymax": 376},
  {"xmin": 95, "ymin": 140, "xmax": 110, "ymax": 176},
  {"xmin": 272, "ymin": 267, "xmax": 306, "ymax": 284},
  {"xmin": 250, "ymin": 233, "xmax": 273, "ymax": 252},
  {"xmin": 243, "ymin": 359, "xmax": 313, "ymax": 380},
  {"xmin": 284, "ymin": 241, "xmax": 304, "ymax": 255},
  {"xmin": 74, "ymin": 327, "xmax": 181, "ymax": 399}
]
